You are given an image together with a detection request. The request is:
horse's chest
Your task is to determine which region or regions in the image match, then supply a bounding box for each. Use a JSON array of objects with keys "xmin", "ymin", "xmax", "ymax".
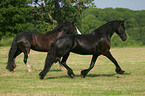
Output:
[{"xmin": 98, "ymin": 38, "xmax": 110, "ymax": 53}]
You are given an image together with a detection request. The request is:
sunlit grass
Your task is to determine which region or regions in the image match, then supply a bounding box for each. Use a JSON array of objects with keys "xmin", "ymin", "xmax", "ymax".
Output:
[{"xmin": 0, "ymin": 47, "xmax": 145, "ymax": 96}]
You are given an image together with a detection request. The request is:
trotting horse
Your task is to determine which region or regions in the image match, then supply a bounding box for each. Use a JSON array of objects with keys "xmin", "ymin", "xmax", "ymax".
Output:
[
  {"xmin": 6, "ymin": 21, "xmax": 81, "ymax": 72},
  {"xmin": 39, "ymin": 20, "xmax": 127, "ymax": 79}
]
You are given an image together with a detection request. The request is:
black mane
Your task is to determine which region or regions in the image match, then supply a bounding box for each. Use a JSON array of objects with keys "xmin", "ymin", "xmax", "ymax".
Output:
[
  {"xmin": 45, "ymin": 21, "xmax": 72, "ymax": 35},
  {"xmin": 92, "ymin": 20, "xmax": 121, "ymax": 34}
]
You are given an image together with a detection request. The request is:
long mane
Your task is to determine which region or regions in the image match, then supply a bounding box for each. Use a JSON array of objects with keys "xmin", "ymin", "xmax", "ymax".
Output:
[
  {"xmin": 45, "ymin": 21, "xmax": 71, "ymax": 35},
  {"xmin": 92, "ymin": 20, "xmax": 121, "ymax": 34}
]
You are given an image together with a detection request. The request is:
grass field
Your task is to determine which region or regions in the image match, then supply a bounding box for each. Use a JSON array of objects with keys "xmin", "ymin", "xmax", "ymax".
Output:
[{"xmin": 0, "ymin": 47, "xmax": 145, "ymax": 96}]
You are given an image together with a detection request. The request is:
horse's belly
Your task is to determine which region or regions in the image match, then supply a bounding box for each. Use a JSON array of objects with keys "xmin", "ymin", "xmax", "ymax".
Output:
[
  {"xmin": 31, "ymin": 44, "xmax": 50, "ymax": 52},
  {"xmin": 71, "ymin": 47, "xmax": 96, "ymax": 55}
]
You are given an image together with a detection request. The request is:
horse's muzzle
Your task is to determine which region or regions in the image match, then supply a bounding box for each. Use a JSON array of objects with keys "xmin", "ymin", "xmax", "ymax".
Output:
[{"xmin": 121, "ymin": 34, "xmax": 127, "ymax": 41}]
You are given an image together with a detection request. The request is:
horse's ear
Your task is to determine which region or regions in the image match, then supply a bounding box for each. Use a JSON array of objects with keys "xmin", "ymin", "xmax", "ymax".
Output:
[
  {"xmin": 120, "ymin": 19, "xmax": 127, "ymax": 25},
  {"xmin": 122, "ymin": 19, "xmax": 127, "ymax": 22},
  {"xmin": 71, "ymin": 21, "xmax": 74, "ymax": 25}
]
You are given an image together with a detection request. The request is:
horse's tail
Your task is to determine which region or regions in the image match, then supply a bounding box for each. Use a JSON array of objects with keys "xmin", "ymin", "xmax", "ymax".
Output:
[{"xmin": 6, "ymin": 36, "xmax": 18, "ymax": 71}]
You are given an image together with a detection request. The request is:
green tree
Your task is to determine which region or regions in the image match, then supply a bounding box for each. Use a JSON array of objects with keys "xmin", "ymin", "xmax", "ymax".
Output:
[
  {"xmin": 0, "ymin": 0, "xmax": 34, "ymax": 39},
  {"xmin": 32, "ymin": 0, "xmax": 95, "ymax": 28},
  {"xmin": 81, "ymin": 14, "xmax": 105, "ymax": 34}
]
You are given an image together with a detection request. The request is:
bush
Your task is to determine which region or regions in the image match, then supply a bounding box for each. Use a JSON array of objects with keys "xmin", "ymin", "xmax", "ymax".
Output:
[{"xmin": 0, "ymin": 37, "xmax": 14, "ymax": 46}]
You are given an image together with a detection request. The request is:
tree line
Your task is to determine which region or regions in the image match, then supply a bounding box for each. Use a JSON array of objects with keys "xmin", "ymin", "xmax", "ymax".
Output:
[
  {"xmin": 0, "ymin": 0, "xmax": 145, "ymax": 47},
  {"xmin": 79, "ymin": 8, "xmax": 145, "ymax": 47}
]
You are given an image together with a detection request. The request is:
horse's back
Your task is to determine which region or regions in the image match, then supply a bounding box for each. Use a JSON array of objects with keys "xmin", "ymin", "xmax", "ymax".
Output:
[
  {"xmin": 16, "ymin": 32, "xmax": 32, "ymax": 40},
  {"xmin": 55, "ymin": 34, "xmax": 108, "ymax": 55},
  {"xmin": 53, "ymin": 34, "xmax": 98, "ymax": 55}
]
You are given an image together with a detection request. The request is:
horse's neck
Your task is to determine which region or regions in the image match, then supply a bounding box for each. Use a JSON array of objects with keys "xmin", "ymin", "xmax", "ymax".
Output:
[
  {"xmin": 45, "ymin": 29, "xmax": 60, "ymax": 35},
  {"xmin": 92, "ymin": 25, "xmax": 116, "ymax": 40},
  {"xmin": 106, "ymin": 29, "xmax": 115, "ymax": 40}
]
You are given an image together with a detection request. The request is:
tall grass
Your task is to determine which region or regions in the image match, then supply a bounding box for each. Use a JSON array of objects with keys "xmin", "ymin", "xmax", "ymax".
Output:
[{"xmin": 0, "ymin": 47, "xmax": 145, "ymax": 96}]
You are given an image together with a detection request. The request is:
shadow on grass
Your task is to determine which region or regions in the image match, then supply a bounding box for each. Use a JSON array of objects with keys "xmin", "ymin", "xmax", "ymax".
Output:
[
  {"xmin": 46, "ymin": 75, "xmax": 70, "ymax": 79},
  {"xmin": 87, "ymin": 73, "xmax": 116, "ymax": 77},
  {"xmin": 45, "ymin": 72, "xmax": 130, "ymax": 79},
  {"xmin": 37, "ymin": 69, "xmax": 62, "ymax": 72},
  {"xmin": 50, "ymin": 69, "xmax": 62, "ymax": 72}
]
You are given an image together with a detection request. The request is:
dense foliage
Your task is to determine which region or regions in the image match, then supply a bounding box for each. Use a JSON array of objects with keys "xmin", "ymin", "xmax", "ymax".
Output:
[
  {"xmin": 0, "ymin": 0, "xmax": 145, "ymax": 47},
  {"xmin": 0, "ymin": 0, "xmax": 34, "ymax": 39},
  {"xmin": 33, "ymin": 0, "xmax": 95, "ymax": 28},
  {"xmin": 0, "ymin": 0, "xmax": 94, "ymax": 40}
]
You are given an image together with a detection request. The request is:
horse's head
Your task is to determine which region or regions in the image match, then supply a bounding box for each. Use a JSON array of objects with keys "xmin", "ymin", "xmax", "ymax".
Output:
[
  {"xmin": 61, "ymin": 22, "xmax": 81, "ymax": 35},
  {"xmin": 115, "ymin": 19, "xmax": 127, "ymax": 41}
]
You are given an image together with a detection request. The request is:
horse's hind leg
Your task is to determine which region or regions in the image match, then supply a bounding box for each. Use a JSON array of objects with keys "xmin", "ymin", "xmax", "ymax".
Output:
[
  {"xmin": 81, "ymin": 54, "xmax": 99, "ymax": 78},
  {"xmin": 23, "ymin": 48, "xmax": 36, "ymax": 72},
  {"xmin": 60, "ymin": 53, "xmax": 75, "ymax": 78}
]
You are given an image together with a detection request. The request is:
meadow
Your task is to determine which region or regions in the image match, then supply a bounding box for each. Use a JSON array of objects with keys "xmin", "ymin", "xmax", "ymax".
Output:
[{"xmin": 0, "ymin": 47, "xmax": 145, "ymax": 96}]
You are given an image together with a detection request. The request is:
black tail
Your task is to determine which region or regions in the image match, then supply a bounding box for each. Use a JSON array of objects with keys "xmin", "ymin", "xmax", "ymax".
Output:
[{"xmin": 6, "ymin": 37, "xmax": 18, "ymax": 71}]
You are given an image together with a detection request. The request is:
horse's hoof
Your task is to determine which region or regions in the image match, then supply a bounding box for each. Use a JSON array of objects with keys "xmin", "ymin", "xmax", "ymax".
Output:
[
  {"xmin": 39, "ymin": 75, "xmax": 44, "ymax": 80},
  {"xmin": 81, "ymin": 73, "xmax": 87, "ymax": 78},
  {"xmin": 68, "ymin": 72, "xmax": 75, "ymax": 78},
  {"xmin": 69, "ymin": 74, "xmax": 75, "ymax": 78},
  {"xmin": 81, "ymin": 70, "xmax": 88, "ymax": 78},
  {"xmin": 116, "ymin": 68, "xmax": 125, "ymax": 74},
  {"xmin": 39, "ymin": 72, "xmax": 44, "ymax": 79},
  {"xmin": 70, "ymin": 74, "xmax": 75, "ymax": 78},
  {"xmin": 6, "ymin": 67, "xmax": 14, "ymax": 72},
  {"xmin": 81, "ymin": 74, "xmax": 85, "ymax": 78},
  {"xmin": 119, "ymin": 70, "xmax": 125, "ymax": 74}
]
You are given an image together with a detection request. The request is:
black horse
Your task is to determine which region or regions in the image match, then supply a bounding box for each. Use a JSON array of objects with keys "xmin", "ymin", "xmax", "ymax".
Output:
[
  {"xmin": 39, "ymin": 20, "xmax": 127, "ymax": 79},
  {"xmin": 6, "ymin": 21, "xmax": 81, "ymax": 72}
]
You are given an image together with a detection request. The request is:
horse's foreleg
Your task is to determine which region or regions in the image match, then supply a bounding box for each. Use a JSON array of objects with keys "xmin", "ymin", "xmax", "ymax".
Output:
[
  {"xmin": 60, "ymin": 53, "xmax": 75, "ymax": 78},
  {"xmin": 39, "ymin": 51, "xmax": 55, "ymax": 79},
  {"xmin": 81, "ymin": 55, "xmax": 99, "ymax": 78},
  {"xmin": 104, "ymin": 51, "xmax": 124, "ymax": 74}
]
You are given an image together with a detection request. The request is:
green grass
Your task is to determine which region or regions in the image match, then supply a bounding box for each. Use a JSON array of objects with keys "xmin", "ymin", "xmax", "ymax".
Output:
[{"xmin": 0, "ymin": 47, "xmax": 145, "ymax": 96}]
